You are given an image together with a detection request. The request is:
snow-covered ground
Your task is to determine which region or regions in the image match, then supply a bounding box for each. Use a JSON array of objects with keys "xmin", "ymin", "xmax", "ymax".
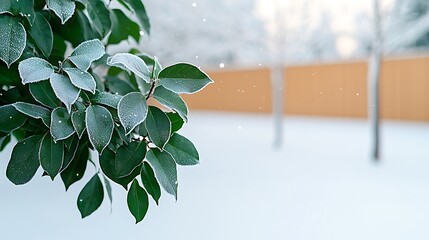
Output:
[{"xmin": 1, "ymin": 112, "xmax": 429, "ymax": 240}]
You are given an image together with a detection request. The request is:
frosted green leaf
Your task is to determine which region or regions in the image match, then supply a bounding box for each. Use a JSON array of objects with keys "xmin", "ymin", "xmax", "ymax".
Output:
[
  {"xmin": 18, "ymin": 57, "xmax": 54, "ymax": 84},
  {"xmin": 6, "ymin": 135, "xmax": 43, "ymax": 185},
  {"xmin": 107, "ymin": 53, "xmax": 150, "ymax": 83},
  {"xmin": 39, "ymin": 133, "xmax": 64, "ymax": 180},
  {"xmin": 153, "ymin": 86, "xmax": 188, "ymax": 121},
  {"xmin": 159, "ymin": 63, "xmax": 213, "ymax": 94},
  {"xmin": 145, "ymin": 106, "xmax": 171, "ymax": 149},
  {"xmin": 0, "ymin": 104, "xmax": 26, "ymax": 133},
  {"xmin": 127, "ymin": 179, "xmax": 149, "ymax": 223},
  {"xmin": 29, "ymin": 81, "xmax": 62, "ymax": 108},
  {"xmin": 77, "ymin": 174, "xmax": 104, "ymax": 218},
  {"xmin": 61, "ymin": 135, "xmax": 79, "ymax": 170},
  {"xmin": 13, "ymin": 102, "xmax": 51, "ymax": 127},
  {"xmin": 120, "ymin": 0, "xmax": 150, "ymax": 36},
  {"xmin": 146, "ymin": 149, "xmax": 178, "ymax": 199},
  {"xmin": 86, "ymin": 105, "xmax": 114, "ymax": 154},
  {"xmin": 51, "ymin": 107, "xmax": 75, "ymax": 142},
  {"xmin": 118, "ymin": 92, "xmax": 148, "ymax": 135},
  {"xmin": 90, "ymin": 92, "xmax": 122, "ymax": 109},
  {"xmin": 140, "ymin": 162, "xmax": 161, "ymax": 205},
  {"xmin": 47, "ymin": 0, "xmax": 75, "ymax": 24},
  {"xmin": 69, "ymin": 39, "xmax": 105, "ymax": 71},
  {"xmin": 71, "ymin": 109, "xmax": 86, "ymax": 138},
  {"xmin": 84, "ymin": 0, "xmax": 111, "ymax": 37},
  {"xmin": 165, "ymin": 133, "xmax": 199, "ymax": 166},
  {"xmin": 49, "ymin": 73, "xmax": 80, "ymax": 113},
  {"xmin": 0, "ymin": 15, "xmax": 26, "ymax": 68},
  {"xmin": 29, "ymin": 12, "xmax": 53, "ymax": 58},
  {"xmin": 64, "ymin": 68, "xmax": 96, "ymax": 93},
  {"xmin": 115, "ymin": 141, "xmax": 146, "ymax": 178},
  {"xmin": 0, "ymin": 0, "xmax": 35, "ymax": 24}
]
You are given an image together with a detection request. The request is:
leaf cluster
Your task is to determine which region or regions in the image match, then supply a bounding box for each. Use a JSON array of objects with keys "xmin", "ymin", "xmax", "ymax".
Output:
[{"xmin": 0, "ymin": 0, "xmax": 212, "ymax": 223}]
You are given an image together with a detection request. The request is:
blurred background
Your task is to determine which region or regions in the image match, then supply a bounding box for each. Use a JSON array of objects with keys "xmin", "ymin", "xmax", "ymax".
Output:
[{"xmin": 2, "ymin": 0, "xmax": 429, "ymax": 239}]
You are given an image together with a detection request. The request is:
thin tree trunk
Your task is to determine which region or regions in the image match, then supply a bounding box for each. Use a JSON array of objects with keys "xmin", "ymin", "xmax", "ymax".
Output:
[
  {"xmin": 272, "ymin": 66, "xmax": 284, "ymax": 148},
  {"xmin": 368, "ymin": 0, "xmax": 382, "ymax": 161}
]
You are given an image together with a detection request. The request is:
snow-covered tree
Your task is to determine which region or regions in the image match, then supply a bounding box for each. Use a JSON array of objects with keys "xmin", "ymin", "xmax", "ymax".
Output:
[{"xmin": 140, "ymin": 0, "xmax": 269, "ymax": 68}]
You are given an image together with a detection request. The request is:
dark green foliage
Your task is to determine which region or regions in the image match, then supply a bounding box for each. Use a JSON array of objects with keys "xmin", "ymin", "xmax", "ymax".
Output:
[{"xmin": 0, "ymin": 0, "xmax": 212, "ymax": 224}]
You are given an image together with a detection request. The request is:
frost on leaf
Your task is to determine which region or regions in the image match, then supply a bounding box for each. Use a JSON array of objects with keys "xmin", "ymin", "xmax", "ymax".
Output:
[
  {"xmin": 107, "ymin": 53, "xmax": 151, "ymax": 83},
  {"xmin": 47, "ymin": 0, "xmax": 75, "ymax": 24},
  {"xmin": 0, "ymin": 15, "xmax": 26, "ymax": 68},
  {"xmin": 159, "ymin": 63, "xmax": 213, "ymax": 94},
  {"xmin": 19, "ymin": 57, "xmax": 54, "ymax": 84},
  {"xmin": 64, "ymin": 68, "xmax": 96, "ymax": 93},
  {"xmin": 69, "ymin": 39, "xmax": 105, "ymax": 71},
  {"xmin": 86, "ymin": 105, "xmax": 114, "ymax": 154},
  {"xmin": 118, "ymin": 92, "xmax": 148, "ymax": 135},
  {"xmin": 49, "ymin": 73, "xmax": 80, "ymax": 113}
]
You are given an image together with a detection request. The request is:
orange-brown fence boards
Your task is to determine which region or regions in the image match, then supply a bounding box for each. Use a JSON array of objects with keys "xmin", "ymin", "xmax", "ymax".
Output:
[
  {"xmin": 284, "ymin": 62, "xmax": 368, "ymax": 118},
  {"xmin": 380, "ymin": 57, "xmax": 429, "ymax": 121},
  {"xmin": 182, "ymin": 56, "xmax": 429, "ymax": 121},
  {"xmin": 182, "ymin": 68, "xmax": 272, "ymax": 113}
]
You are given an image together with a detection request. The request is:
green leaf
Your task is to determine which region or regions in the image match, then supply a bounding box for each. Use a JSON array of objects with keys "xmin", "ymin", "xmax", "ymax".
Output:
[
  {"xmin": 18, "ymin": 57, "xmax": 54, "ymax": 84},
  {"xmin": 0, "ymin": 104, "xmax": 26, "ymax": 133},
  {"xmin": 145, "ymin": 106, "xmax": 171, "ymax": 149},
  {"xmin": 115, "ymin": 141, "xmax": 146, "ymax": 178},
  {"xmin": 13, "ymin": 102, "xmax": 51, "ymax": 127},
  {"xmin": 166, "ymin": 112, "xmax": 184, "ymax": 133},
  {"xmin": 84, "ymin": 0, "xmax": 111, "ymax": 37},
  {"xmin": 6, "ymin": 135, "xmax": 43, "ymax": 185},
  {"xmin": 64, "ymin": 68, "xmax": 96, "ymax": 93},
  {"xmin": 86, "ymin": 105, "xmax": 114, "ymax": 154},
  {"xmin": 108, "ymin": 9, "xmax": 140, "ymax": 44},
  {"xmin": 61, "ymin": 142, "xmax": 88, "ymax": 190},
  {"xmin": 51, "ymin": 107, "xmax": 75, "ymax": 142},
  {"xmin": 0, "ymin": 15, "xmax": 26, "ymax": 67},
  {"xmin": 146, "ymin": 149, "xmax": 178, "ymax": 199},
  {"xmin": 29, "ymin": 12, "xmax": 53, "ymax": 58},
  {"xmin": 138, "ymin": 54, "xmax": 162, "ymax": 79},
  {"xmin": 127, "ymin": 179, "xmax": 149, "ymax": 223},
  {"xmin": 105, "ymin": 76, "xmax": 136, "ymax": 95},
  {"xmin": 99, "ymin": 148, "xmax": 141, "ymax": 189},
  {"xmin": 47, "ymin": 0, "xmax": 75, "ymax": 24},
  {"xmin": 159, "ymin": 63, "xmax": 213, "ymax": 94},
  {"xmin": 102, "ymin": 175, "xmax": 113, "ymax": 207},
  {"xmin": 0, "ymin": 64, "xmax": 21, "ymax": 86},
  {"xmin": 69, "ymin": 39, "xmax": 105, "ymax": 71},
  {"xmin": 0, "ymin": 132, "xmax": 11, "ymax": 151},
  {"xmin": 61, "ymin": 135, "xmax": 79, "ymax": 170},
  {"xmin": 135, "ymin": 76, "xmax": 151, "ymax": 95},
  {"xmin": 121, "ymin": 0, "xmax": 150, "ymax": 36},
  {"xmin": 107, "ymin": 53, "xmax": 150, "ymax": 83},
  {"xmin": 71, "ymin": 109, "xmax": 86, "ymax": 138},
  {"xmin": 49, "ymin": 73, "xmax": 80, "ymax": 113},
  {"xmin": 118, "ymin": 92, "xmax": 148, "ymax": 135},
  {"xmin": 153, "ymin": 86, "xmax": 188, "ymax": 121},
  {"xmin": 0, "ymin": 0, "xmax": 35, "ymax": 24},
  {"xmin": 90, "ymin": 92, "xmax": 122, "ymax": 109},
  {"xmin": 77, "ymin": 174, "xmax": 104, "ymax": 218},
  {"xmin": 165, "ymin": 133, "xmax": 199, "ymax": 166},
  {"xmin": 140, "ymin": 162, "xmax": 161, "ymax": 205},
  {"xmin": 39, "ymin": 133, "xmax": 64, "ymax": 180},
  {"xmin": 29, "ymin": 81, "xmax": 62, "ymax": 108}
]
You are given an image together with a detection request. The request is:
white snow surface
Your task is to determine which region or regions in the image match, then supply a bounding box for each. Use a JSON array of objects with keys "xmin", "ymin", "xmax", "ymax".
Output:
[{"xmin": 1, "ymin": 112, "xmax": 429, "ymax": 239}]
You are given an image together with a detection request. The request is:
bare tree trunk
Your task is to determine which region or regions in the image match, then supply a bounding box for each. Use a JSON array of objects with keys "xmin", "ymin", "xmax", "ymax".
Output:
[
  {"xmin": 272, "ymin": 66, "xmax": 284, "ymax": 148},
  {"xmin": 368, "ymin": 0, "xmax": 383, "ymax": 161}
]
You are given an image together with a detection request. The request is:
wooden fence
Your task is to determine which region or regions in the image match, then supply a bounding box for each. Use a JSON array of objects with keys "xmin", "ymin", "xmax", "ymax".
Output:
[{"xmin": 182, "ymin": 56, "xmax": 429, "ymax": 121}]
